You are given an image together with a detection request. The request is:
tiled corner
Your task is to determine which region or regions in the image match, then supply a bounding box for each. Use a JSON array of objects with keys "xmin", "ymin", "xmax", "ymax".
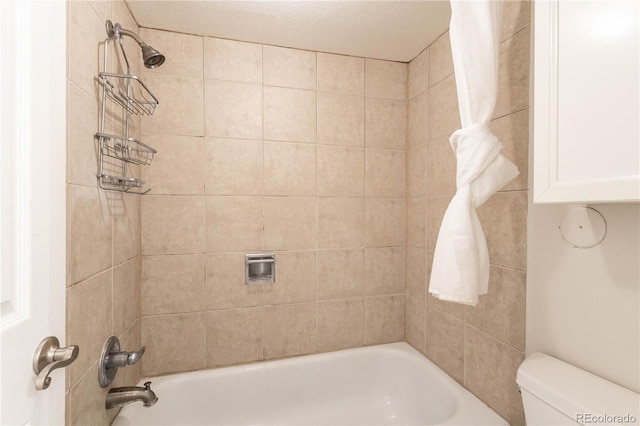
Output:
[
  {"xmin": 365, "ymin": 98, "xmax": 407, "ymax": 150},
  {"xmin": 408, "ymin": 47, "xmax": 429, "ymax": 100},
  {"xmin": 364, "ymin": 295, "xmax": 405, "ymax": 344},
  {"xmin": 365, "ymin": 59, "xmax": 407, "ymax": 101},
  {"xmin": 364, "ymin": 246, "xmax": 405, "ymax": 296},
  {"xmin": 424, "ymin": 307, "xmax": 464, "ymax": 384}
]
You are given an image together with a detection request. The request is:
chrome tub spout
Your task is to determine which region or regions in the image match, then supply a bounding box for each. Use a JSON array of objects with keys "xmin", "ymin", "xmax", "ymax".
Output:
[{"xmin": 106, "ymin": 381, "xmax": 158, "ymax": 409}]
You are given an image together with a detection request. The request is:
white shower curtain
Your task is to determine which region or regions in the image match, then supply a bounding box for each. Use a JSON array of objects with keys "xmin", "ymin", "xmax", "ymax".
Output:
[{"xmin": 428, "ymin": 0, "xmax": 519, "ymax": 305}]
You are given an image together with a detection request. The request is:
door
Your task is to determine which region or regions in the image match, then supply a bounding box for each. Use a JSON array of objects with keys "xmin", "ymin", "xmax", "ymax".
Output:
[{"xmin": 1, "ymin": 0, "xmax": 67, "ymax": 424}]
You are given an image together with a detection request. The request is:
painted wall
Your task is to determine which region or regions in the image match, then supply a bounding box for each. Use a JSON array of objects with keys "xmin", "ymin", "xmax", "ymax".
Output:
[
  {"xmin": 404, "ymin": 2, "xmax": 531, "ymax": 425},
  {"xmin": 527, "ymin": 203, "xmax": 640, "ymax": 393},
  {"xmin": 136, "ymin": 29, "xmax": 408, "ymax": 377},
  {"xmin": 66, "ymin": 1, "xmax": 143, "ymax": 425}
]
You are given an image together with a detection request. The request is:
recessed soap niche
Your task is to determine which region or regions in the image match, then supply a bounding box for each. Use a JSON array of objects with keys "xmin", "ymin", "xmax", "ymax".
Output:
[{"xmin": 245, "ymin": 254, "xmax": 276, "ymax": 285}]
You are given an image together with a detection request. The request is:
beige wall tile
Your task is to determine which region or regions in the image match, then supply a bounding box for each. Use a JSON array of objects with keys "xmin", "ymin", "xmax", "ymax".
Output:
[
  {"xmin": 365, "ymin": 149, "xmax": 406, "ymax": 198},
  {"xmin": 205, "ymin": 138, "xmax": 263, "ymax": 196},
  {"xmin": 264, "ymin": 86, "xmax": 316, "ymax": 143},
  {"xmin": 317, "ymin": 249, "xmax": 365, "ymax": 300},
  {"xmin": 364, "ymin": 295, "xmax": 405, "ymax": 344},
  {"xmin": 365, "ymin": 98, "xmax": 407, "ymax": 150},
  {"xmin": 477, "ymin": 191, "xmax": 527, "ymax": 271},
  {"xmin": 425, "ymin": 307, "xmax": 465, "ymax": 384},
  {"xmin": 464, "ymin": 327, "xmax": 525, "ymax": 425},
  {"xmin": 112, "ymin": 192, "xmax": 141, "ymax": 265},
  {"xmin": 206, "ymin": 308, "xmax": 264, "ymax": 367},
  {"xmin": 366, "ymin": 198, "xmax": 406, "ymax": 247},
  {"xmin": 141, "ymin": 254, "xmax": 204, "ymax": 315},
  {"xmin": 426, "ymin": 196, "xmax": 451, "ymax": 252},
  {"xmin": 489, "ymin": 109, "xmax": 529, "ymax": 192},
  {"xmin": 494, "ymin": 28, "xmax": 530, "ymax": 119},
  {"xmin": 407, "ymin": 197, "xmax": 426, "ymax": 248},
  {"xmin": 468, "ymin": 266, "xmax": 526, "ymax": 350},
  {"xmin": 68, "ymin": 185, "xmax": 112, "ymax": 285},
  {"xmin": 264, "ymin": 197, "xmax": 316, "ymax": 250},
  {"xmin": 318, "ymin": 197, "xmax": 365, "ymax": 248},
  {"xmin": 427, "ymin": 136, "xmax": 457, "ymax": 197},
  {"xmin": 264, "ymin": 142, "xmax": 317, "ymax": 196},
  {"xmin": 113, "ymin": 258, "xmax": 139, "ymax": 336},
  {"xmin": 264, "ymin": 251, "xmax": 316, "ymax": 305},
  {"xmin": 317, "ymin": 145, "xmax": 364, "ymax": 197},
  {"xmin": 408, "ymin": 48, "xmax": 429, "ymax": 100},
  {"xmin": 406, "ymin": 246, "xmax": 426, "ymax": 300},
  {"xmin": 204, "ymin": 38, "xmax": 262, "ymax": 84},
  {"xmin": 407, "ymin": 145, "xmax": 427, "ymax": 197},
  {"xmin": 408, "ymin": 91, "xmax": 429, "ymax": 148},
  {"xmin": 68, "ymin": 1, "xmax": 105, "ymax": 98},
  {"xmin": 205, "ymin": 196, "xmax": 263, "ymax": 252},
  {"xmin": 317, "ymin": 92, "xmax": 364, "ymax": 146},
  {"xmin": 204, "ymin": 80, "xmax": 262, "ymax": 139},
  {"xmin": 67, "ymin": 363, "xmax": 114, "ymax": 426},
  {"xmin": 429, "ymin": 31, "xmax": 454, "ymax": 87},
  {"xmin": 68, "ymin": 84, "xmax": 99, "ymax": 187},
  {"xmin": 205, "ymin": 253, "xmax": 263, "ymax": 310},
  {"xmin": 141, "ymin": 72, "xmax": 204, "ymax": 137},
  {"xmin": 428, "ymin": 74, "xmax": 461, "ymax": 141},
  {"xmin": 142, "ymin": 134, "xmax": 204, "ymax": 195},
  {"xmin": 141, "ymin": 313, "xmax": 205, "ymax": 376},
  {"xmin": 364, "ymin": 247, "xmax": 405, "ymax": 296},
  {"xmin": 317, "ymin": 299, "xmax": 365, "ymax": 352},
  {"xmin": 365, "ymin": 59, "xmax": 407, "ymax": 101},
  {"xmin": 88, "ymin": 0, "xmax": 110, "ymax": 20},
  {"xmin": 140, "ymin": 28, "xmax": 203, "ymax": 77},
  {"xmin": 264, "ymin": 45, "xmax": 316, "ymax": 90},
  {"xmin": 502, "ymin": 1, "xmax": 531, "ymax": 41},
  {"xmin": 141, "ymin": 196, "xmax": 204, "ymax": 255},
  {"xmin": 317, "ymin": 53, "xmax": 364, "ymax": 95},
  {"xmin": 264, "ymin": 303, "xmax": 317, "ymax": 359},
  {"xmin": 67, "ymin": 271, "xmax": 112, "ymax": 387},
  {"xmin": 405, "ymin": 295, "xmax": 426, "ymax": 354}
]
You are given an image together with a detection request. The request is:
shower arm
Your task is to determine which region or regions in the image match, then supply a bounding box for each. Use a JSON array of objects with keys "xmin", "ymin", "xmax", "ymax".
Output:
[{"xmin": 106, "ymin": 20, "xmax": 140, "ymax": 73}]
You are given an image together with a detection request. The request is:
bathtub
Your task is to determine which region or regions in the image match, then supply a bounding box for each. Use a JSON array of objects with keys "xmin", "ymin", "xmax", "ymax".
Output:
[{"xmin": 113, "ymin": 342, "xmax": 507, "ymax": 425}]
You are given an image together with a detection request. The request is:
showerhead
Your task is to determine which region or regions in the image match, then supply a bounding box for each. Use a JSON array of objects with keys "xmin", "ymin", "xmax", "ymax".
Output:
[
  {"xmin": 142, "ymin": 45, "xmax": 165, "ymax": 69},
  {"xmin": 106, "ymin": 20, "xmax": 166, "ymax": 69}
]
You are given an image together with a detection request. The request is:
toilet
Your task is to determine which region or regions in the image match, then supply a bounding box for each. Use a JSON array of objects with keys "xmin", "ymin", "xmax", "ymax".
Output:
[{"xmin": 517, "ymin": 353, "xmax": 640, "ymax": 425}]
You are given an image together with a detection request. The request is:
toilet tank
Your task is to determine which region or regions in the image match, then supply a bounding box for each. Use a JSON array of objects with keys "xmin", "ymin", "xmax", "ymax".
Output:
[{"xmin": 516, "ymin": 353, "xmax": 639, "ymax": 425}]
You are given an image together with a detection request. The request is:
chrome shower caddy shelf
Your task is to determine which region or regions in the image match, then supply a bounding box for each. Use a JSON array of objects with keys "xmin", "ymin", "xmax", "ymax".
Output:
[{"xmin": 96, "ymin": 21, "xmax": 159, "ymax": 194}]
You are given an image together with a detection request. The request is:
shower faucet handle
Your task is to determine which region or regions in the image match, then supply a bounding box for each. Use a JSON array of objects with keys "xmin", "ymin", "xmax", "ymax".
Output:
[{"xmin": 105, "ymin": 345, "xmax": 146, "ymax": 368}]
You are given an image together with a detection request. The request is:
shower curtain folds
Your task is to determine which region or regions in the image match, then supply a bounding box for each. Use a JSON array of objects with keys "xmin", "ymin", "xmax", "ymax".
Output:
[{"xmin": 428, "ymin": 0, "xmax": 519, "ymax": 306}]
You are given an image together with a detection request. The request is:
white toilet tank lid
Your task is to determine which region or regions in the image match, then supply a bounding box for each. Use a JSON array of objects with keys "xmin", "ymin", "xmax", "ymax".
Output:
[{"xmin": 517, "ymin": 353, "xmax": 639, "ymax": 424}]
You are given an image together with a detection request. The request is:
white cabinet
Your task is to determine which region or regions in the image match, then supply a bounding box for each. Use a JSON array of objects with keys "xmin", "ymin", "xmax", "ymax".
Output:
[{"xmin": 533, "ymin": 1, "xmax": 640, "ymax": 203}]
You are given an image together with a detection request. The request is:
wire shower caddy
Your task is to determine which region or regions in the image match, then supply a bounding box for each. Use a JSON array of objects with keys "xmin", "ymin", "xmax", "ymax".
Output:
[{"xmin": 96, "ymin": 28, "xmax": 158, "ymax": 194}]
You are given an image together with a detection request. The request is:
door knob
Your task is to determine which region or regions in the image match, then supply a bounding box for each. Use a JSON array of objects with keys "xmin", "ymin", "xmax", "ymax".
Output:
[{"xmin": 33, "ymin": 336, "xmax": 79, "ymax": 390}]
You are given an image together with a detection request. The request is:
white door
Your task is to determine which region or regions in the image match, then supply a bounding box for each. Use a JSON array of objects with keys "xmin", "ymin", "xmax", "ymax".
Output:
[{"xmin": 1, "ymin": 0, "xmax": 67, "ymax": 424}]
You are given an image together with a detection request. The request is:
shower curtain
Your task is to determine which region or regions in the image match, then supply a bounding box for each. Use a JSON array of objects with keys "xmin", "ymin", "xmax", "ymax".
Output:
[{"xmin": 428, "ymin": 0, "xmax": 519, "ymax": 305}]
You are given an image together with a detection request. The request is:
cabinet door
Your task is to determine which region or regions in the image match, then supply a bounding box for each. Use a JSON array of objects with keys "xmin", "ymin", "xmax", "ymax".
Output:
[{"xmin": 533, "ymin": 1, "xmax": 639, "ymax": 203}]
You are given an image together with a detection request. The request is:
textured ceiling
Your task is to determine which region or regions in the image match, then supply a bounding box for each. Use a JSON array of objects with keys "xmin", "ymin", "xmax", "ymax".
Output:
[{"xmin": 126, "ymin": 1, "xmax": 451, "ymax": 62}]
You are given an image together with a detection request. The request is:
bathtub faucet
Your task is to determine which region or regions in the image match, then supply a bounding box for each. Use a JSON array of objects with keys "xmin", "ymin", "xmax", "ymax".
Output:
[{"xmin": 106, "ymin": 381, "xmax": 158, "ymax": 409}]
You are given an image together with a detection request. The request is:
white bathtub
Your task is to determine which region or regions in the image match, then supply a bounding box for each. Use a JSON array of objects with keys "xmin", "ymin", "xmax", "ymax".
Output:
[{"xmin": 113, "ymin": 342, "xmax": 506, "ymax": 425}]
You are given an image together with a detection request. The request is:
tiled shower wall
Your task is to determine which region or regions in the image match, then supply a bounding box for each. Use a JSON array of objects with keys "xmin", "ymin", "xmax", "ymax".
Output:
[
  {"xmin": 404, "ymin": 2, "xmax": 530, "ymax": 425},
  {"xmin": 66, "ymin": 1, "xmax": 143, "ymax": 425},
  {"xmin": 137, "ymin": 30, "xmax": 408, "ymax": 376}
]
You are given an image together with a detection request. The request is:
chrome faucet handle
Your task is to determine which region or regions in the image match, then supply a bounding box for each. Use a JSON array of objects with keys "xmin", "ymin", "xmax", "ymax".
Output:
[
  {"xmin": 105, "ymin": 346, "xmax": 146, "ymax": 368},
  {"xmin": 33, "ymin": 336, "xmax": 79, "ymax": 390},
  {"xmin": 99, "ymin": 336, "xmax": 147, "ymax": 387}
]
